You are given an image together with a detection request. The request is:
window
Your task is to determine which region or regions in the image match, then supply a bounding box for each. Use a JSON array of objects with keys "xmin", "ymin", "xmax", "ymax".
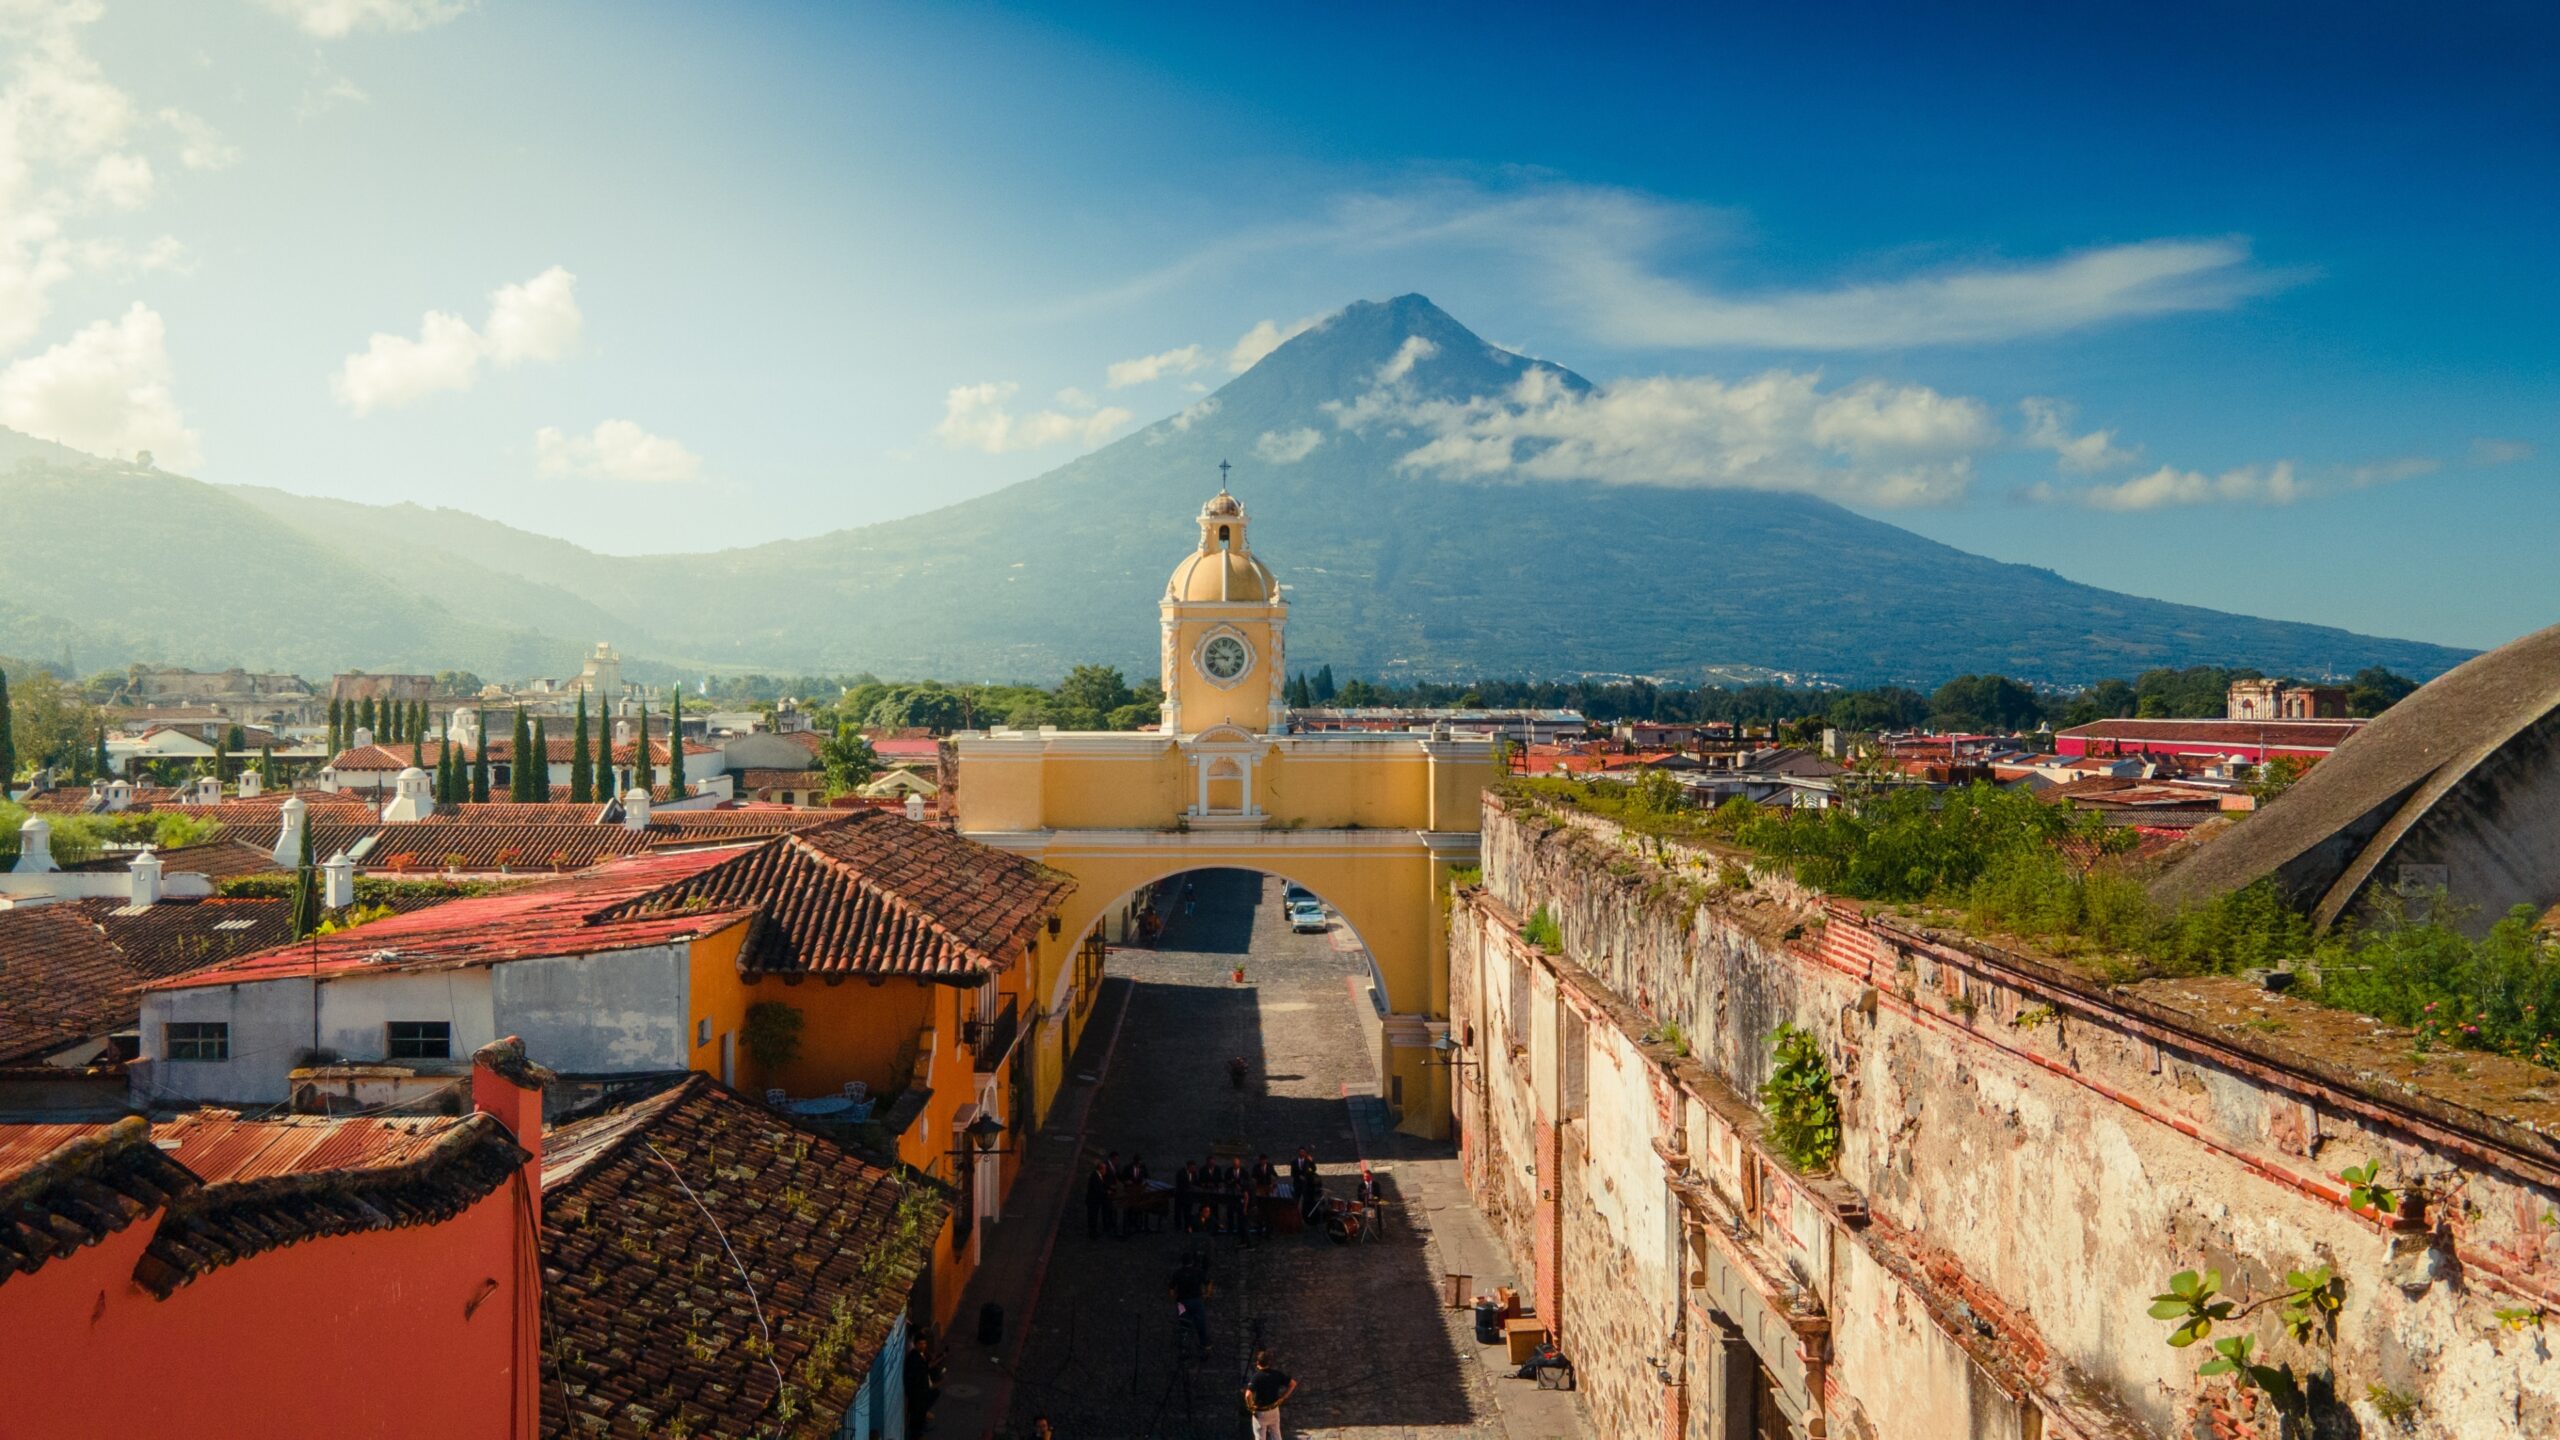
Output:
[
  {"xmin": 165, "ymin": 1022, "xmax": 228, "ymax": 1061},
  {"xmin": 387, "ymin": 1020, "xmax": 453, "ymax": 1060},
  {"xmin": 696, "ymin": 1017, "xmax": 712, "ymax": 1047}
]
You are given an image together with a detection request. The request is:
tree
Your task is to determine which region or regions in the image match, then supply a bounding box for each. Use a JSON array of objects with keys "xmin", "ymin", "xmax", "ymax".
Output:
[
  {"xmin": 436, "ymin": 734, "xmax": 456, "ymax": 805},
  {"xmin": 631, "ymin": 701, "xmax": 650, "ymax": 797},
  {"xmin": 2248, "ymin": 754, "xmax": 2308, "ymax": 807},
  {"xmin": 410, "ymin": 718, "xmax": 424, "ymax": 770},
  {"xmin": 821, "ymin": 724, "xmax": 879, "ymax": 796},
  {"xmin": 669, "ymin": 690, "xmax": 688, "ymax": 797},
  {"xmin": 212, "ymin": 730, "xmax": 230, "ymax": 785},
  {"xmin": 863, "ymin": 684, "xmax": 965, "ymax": 732},
  {"xmin": 2345, "ymin": 667, "xmax": 2418, "ymax": 718},
  {"xmin": 287, "ymin": 803, "xmax": 319, "ymax": 939},
  {"xmin": 326, "ymin": 697, "xmax": 343, "ymax": 756},
  {"xmin": 506, "ymin": 709, "xmax": 532, "ymax": 801},
  {"xmin": 360, "ymin": 695, "xmax": 378, "ymax": 741},
  {"xmin": 533, "ymin": 716, "xmax": 552, "ymax": 800},
  {"xmin": 90, "ymin": 726, "xmax": 107, "ymax": 782},
  {"xmin": 1056, "ymin": 664, "xmax": 1134, "ymax": 719},
  {"xmin": 0, "ymin": 668, "xmax": 15, "ymax": 787},
  {"xmin": 1312, "ymin": 665, "xmax": 1337, "ymax": 703},
  {"xmin": 413, "ymin": 700, "xmax": 429, "ymax": 744},
  {"xmin": 569, "ymin": 693, "xmax": 593, "ymax": 804},
  {"xmin": 1928, "ymin": 674, "xmax": 2045, "ymax": 733},
  {"xmin": 470, "ymin": 715, "xmax": 491, "ymax": 803}
]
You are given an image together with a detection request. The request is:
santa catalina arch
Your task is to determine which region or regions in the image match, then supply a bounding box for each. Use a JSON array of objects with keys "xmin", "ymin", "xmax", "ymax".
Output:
[{"xmin": 950, "ymin": 482, "xmax": 1496, "ymax": 1136}]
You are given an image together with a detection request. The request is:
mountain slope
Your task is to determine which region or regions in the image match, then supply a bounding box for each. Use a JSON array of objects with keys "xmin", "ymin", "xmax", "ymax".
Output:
[
  {"xmin": 610, "ymin": 295, "xmax": 2473, "ymax": 684},
  {"xmin": 0, "ymin": 459, "xmax": 582, "ymax": 676},
  {"xmin": 0, "ymin": 296, "xmax": 2477, "ymax": 685}
]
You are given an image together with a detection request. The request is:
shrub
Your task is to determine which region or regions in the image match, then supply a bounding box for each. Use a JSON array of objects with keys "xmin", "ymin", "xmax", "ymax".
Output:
[
  {"xmin": 1760, "ymin": 1022, "xmax": 1841, "ymax": 1172},
  {"xmin": 1520, "ymin": 904, "xmax": 1563, "ymax": 953},
  {"xmin": 743, "ymin": 1001, "xmax": 805, "ymax": 1073}
]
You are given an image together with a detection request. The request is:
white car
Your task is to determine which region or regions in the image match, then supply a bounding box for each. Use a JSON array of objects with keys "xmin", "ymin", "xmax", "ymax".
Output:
[{"xmin": 1287, "ymin": 900, "xmax": 1329, "ymax": 932}]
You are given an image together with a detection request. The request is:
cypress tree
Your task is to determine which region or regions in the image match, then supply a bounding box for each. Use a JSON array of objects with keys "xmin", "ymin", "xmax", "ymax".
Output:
[
  {"xmin": 212, "ymin": 731, "xmax": 230, "ymax": 785},
  {"xmin": 0, "ymin": 668, "xmax": 15, "ymax": 791},
  {"xmin": 260, "ymin": 745, "xmax": 275, "ymax": 788},
  {"xmin": 287, "ymin": 803, "xmax": 318, "ymax": 938},
  {"xmin": 1314, "ymin": 665, "xmax": 1336, "ymax": 702},
  {"xmin": 436, "ymin": 734, "xmax": 455, "ymax": 805},
  {"xmin": 413, "ymin": 700, "xmax": 427, "ymax": 746},
  {"xmin": 569, "ymin": 693, "xmax": 593, "ymax": 804},
  {"xmin": 410, "ymin": 718, "xmax": 424, "ymax": 769},
  {"xmin": 630, "ymin": 701, "xmax": 649, "ymax": 799},
  {"xmin": 668, "ymin": 690, "xmax": 687, "ymax": 797},
  {"xmin": 326, "ymin": 697, "xmax": 342, "ymax": 756},
  {"xmin": 470, "ymin": 714, "xmax": 491, "ymax": 803},
  {"xmin": 359, "ymin": 695, "xmax": 377, "ymax": 741},
  {"xmin": 533, "ymin": 716, "xmax": 551, "ymax": 800},
  {"xmin": 92, "ymin": 727, "xmax": 108, "ymax": 781}
]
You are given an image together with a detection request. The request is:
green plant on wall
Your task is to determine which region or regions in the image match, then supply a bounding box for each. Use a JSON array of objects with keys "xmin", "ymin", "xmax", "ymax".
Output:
[
  {"xmin": 742, "ymin": 1001, "xmax": 805, "ymax": 1073},
  {"xmin": 1521, "ymin": 904, "xmax": 1563, "ymax": 953},
  {"xmin": 2147, "ymin": 1264, "xmax": 2342, "ymax": 1414},
  {"xmin": 1759, "ymin": 1022, "xmax": 1841, "ymax": 1173}
]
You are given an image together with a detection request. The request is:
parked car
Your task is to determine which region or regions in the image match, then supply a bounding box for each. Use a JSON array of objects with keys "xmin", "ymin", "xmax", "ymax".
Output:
[
  {"xmin": 1283, "ymin": 882, "xmax": 1316, "ymax": 904},
  {"xmin": 1288, "ymin": 899, "xmax": 1329, "ymax": 932}
]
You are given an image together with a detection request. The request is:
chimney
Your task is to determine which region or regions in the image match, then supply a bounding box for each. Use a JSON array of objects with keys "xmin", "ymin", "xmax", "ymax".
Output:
[
  {"xmin": 623, "ymin": 787, "xmax": 652, "ymax": 831},
  {"xmin": 322, "ymin": 850, "xmax": 355, "ymax": 910},
  {"xmin": 103, "ymin": 780, "xmax": 132, "ymax": 812},
  {"xmin": 470, "ymin": 1036, "xmax": 555, "ymax": 1202},
  {"xmin": 904, "ymin": 791, "xmax": 926, "ymax": 822},
  {"xmin": 238, "ymin": 768, "xmax": 263, "ymax": 798},
  {"xmin": 613, "ymin": 719, "xmax": 632, "ymax": 746},
  {"xmin": 128, "ymin": 848, "xmax": 162, "ymax": 908},
  {"xmin": 12, "ymin": 816, "xmax": 54, "ymax": 874},
  {"xmin": 382, "ymin": 765, "xmax": 435, "ymax": 822},
  {"xmin": 351, "ymin": 726, "xmax": 373, "ymax": 749},
  {"xmin": 272, "ymin": 795, "xmax": 307, "ymax": 867},
  {"xmin": 192, "ymin": 775, "xmax": 220, "ymax": 805}
]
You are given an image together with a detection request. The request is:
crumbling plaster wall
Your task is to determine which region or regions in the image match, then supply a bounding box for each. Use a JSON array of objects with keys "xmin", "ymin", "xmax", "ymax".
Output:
[{"xmin": 1466, "ymin": 794, "xmax": 2560, "ymax": 1439}]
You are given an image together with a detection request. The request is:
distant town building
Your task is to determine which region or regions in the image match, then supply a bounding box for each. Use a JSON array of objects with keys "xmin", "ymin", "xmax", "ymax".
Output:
[
  {"xmin": 2055, "ymin": 717, "xmax": 2365, "ymax": 766},
  {"xmin": 328, "ymin": 671, "xmax": 433, "ymax": 705},
  {"xmin": 2227, "ymin": 677, "xmax": 2348, "ymax": 719},
  {"xmin": 571, "ymin": 642, "xmax": 624, "ymax": 703}
]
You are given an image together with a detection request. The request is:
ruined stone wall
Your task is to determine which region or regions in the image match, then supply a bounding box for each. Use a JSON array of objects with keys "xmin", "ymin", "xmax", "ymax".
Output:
[{"xmin": 1458, "ymin": 793, "xmax": 2560, "ymax": 1439}]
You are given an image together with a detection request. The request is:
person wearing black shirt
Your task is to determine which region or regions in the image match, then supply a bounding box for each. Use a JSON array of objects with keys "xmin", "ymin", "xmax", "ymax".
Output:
[
  {"xmin": 1173, "ymin": 1161, "xmax": 1197, "ymax": 1233},
  {"xmin": 1356, "ymin": 1164, "xmax": 1384, "ymax": 1235},
  {"xmin": 1219, "ymin": 1158, "xmax": 1249, "ymax": 1236},
  {"xmin": 1085, "ymin": 1155, "xmax": 1114, "ymax": 1240},
  {"xmin": 1243, "ymin": 1350, "xmax": 1296, "ymax": 1438}
]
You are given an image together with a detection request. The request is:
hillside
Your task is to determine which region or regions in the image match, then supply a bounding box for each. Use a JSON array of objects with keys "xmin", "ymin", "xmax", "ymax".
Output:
[{"xmin": 0, "ymin": 295, "xmax": 2476, "ymax": 686}]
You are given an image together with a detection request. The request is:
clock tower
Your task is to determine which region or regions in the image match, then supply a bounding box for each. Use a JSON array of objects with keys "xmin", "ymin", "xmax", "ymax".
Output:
[{"xmin": 1160, "ymin": 476, "xmax": 1287, "ymax": 735}]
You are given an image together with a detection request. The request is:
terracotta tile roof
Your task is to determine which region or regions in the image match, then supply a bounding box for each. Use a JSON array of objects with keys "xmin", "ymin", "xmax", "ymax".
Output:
[
  {"xmin": 603, "ymin": 811, "xmax": 1074, "ymax": 980},
  {"xmin": 2059, "ymin": 719, "xmax": 2366, "ymax": 751},
  {"xmin": 61, "ymin": 837, "xmax": 284, "ymax": 880},
  {"xmin": 147, "ymin": 847, "xmax": 759, "ymax": 990},
  {"xmin": 451, "ymin": 802, "xmax": 616, "ymax": 824},
  {"xmin": 0, "ymin": 907, "xmax": 141, "ymax": 1064},
  {"xmin": 0, "ymin": 898, "xmax": 323, "ymax": 1063},
  {"xmin": 476, "ymin": 738, "xmax": 718, "ymax": 763},
  {"xmin": 326, "ymin": 743, "xmax": 418, "ymax": 771},
  {"xmin": 0, "ymin": 1110, "xmax": 525, "ymax": 1295},
  {"xmin": 539, "ymin": 1076, "xmax": 947, "ymax": 1440},
  {"xmin": 362, "ymin": 822, "xmax": 658, "ymax": 874},
  {"xmin": 640, "ymin": 809, "xmax": 842, "ymax": 845},
  {"xmin": 736, "ymin": 768, "xmax": 827, "ymax": 790}
]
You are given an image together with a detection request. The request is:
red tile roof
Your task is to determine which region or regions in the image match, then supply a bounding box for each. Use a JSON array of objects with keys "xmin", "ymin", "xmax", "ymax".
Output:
[
  {"xmin": 539, "ymin": 1076, "xmax": 946, "ymax": 1440},
  {"xmin": 0, "ymin": 897, "xmax": 342, "ymax": 1063},
  {"xmin": 146, "ymin": 848, "xmax": 759, "ymax": 990},
  {"xmin": 61, "ymin": 837, "xmax": 284, "ymax": 879},
  {"xmin": 602, "ymin": 811, "xmax": 1073, "ymax": 980},
  {"xmin": 2058, "ymin": 719, "xmax": 2366, "ymax": 750},
  {"xmin": 326, "ymin": 743, "xmax": 418, "ymax": 772}
]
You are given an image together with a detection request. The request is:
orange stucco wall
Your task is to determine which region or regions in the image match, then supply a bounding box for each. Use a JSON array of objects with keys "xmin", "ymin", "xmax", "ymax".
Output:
[{"xmin": 0, "ymin": 1178, "xmax": 537, "ymax": 1439}]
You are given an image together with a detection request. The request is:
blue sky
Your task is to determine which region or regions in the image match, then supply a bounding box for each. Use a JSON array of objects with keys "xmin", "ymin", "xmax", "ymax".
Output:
[{"xmin": 5, "ymin": 0, "xmax": 2552, "ymax": 650}]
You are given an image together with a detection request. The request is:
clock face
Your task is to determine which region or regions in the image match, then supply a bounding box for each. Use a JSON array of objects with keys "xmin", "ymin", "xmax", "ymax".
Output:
[{"xmin": 1201, "ymin": 634, "xmax": 1250, "ymax": 682}]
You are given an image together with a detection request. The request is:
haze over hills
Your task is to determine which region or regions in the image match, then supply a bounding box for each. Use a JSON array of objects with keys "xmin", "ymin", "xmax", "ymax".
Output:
[{"xmin": 0, "ymin": 295, "xmax": 2474, "ymax": 687}]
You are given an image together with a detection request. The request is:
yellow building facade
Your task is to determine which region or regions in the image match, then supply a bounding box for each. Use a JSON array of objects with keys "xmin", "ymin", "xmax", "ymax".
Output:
[{"xmin": 952, "ymin": 485, "xmax": 1496, "ymax": 1136}]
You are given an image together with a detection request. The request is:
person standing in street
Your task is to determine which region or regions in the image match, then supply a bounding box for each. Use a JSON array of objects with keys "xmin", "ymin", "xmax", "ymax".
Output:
[
  {"xmin": 1243, "ymin": 1349, "xmax": 1296, "ymax": 1438},
  {"xmin": 1086, "ymin": 1154, "xmax": 1115, "ymax": 1240}
]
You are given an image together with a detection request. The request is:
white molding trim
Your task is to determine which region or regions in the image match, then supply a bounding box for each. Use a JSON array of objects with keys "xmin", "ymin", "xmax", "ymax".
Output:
[{"xmin": 961, "ymin": 827, "xmax": 1483, "ymax": 860}]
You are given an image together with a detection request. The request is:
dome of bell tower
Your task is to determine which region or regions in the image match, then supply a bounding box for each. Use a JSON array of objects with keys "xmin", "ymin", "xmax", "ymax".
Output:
[{"xmin": 1167, "ymin": 484, "xmax": 1277, "ymax": 603}]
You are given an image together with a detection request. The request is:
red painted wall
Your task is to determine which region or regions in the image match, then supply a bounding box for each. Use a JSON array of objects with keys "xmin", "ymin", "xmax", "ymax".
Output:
[{"xmin": 0, "ymin": 1177, "xmax": 537, "ymax": 1440}]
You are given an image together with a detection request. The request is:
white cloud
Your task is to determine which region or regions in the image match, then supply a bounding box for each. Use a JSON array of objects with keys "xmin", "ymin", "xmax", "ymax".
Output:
[
  {"xmin": 329, "ymin": 267, "xmax": 581, "ymax": 414},
  {"xmin": 82, "ymin": 150, "xmax": 151, "ymax": 209},
  {"xmin": 535, "ymin": 420, "xmax": 702, "ymax": 484},
  {"xmin": 1343, "ymin": 365, "xmax": 1988, "ymax": 507},
  {"xmin": 1255, "ymin": 427, "xmax": 1322, "ymax": 464},
  {"xmin": 1105, "ymin": 343, "xmax": 1208, "ymax": 389},
  {"xmin": 2343, "ymin": 456, "xmax": 2437, "ymax": 490},
  {"xmin": 2018, "ymin": 396, "xmax": 2137, "ymax": 473},
  {"xmin": 1228, "ymin": 313, "xmax": 1324, "ymax": 372},
  {"xmin": 935, "ymin": 381, "xmax": 1131, "ymax": 454},
  {"xmin": 1376, "ymin": 335, "xmax": 1438, "ymax": 384},
  {"xmin": 257, "ymin": 0, "xmax": 473, "ymax": 39},
  {"xmin": 158, "ymin": 109, "xmax": 238, "ymax": 170},
  {"xmin": 0, "ymin": 302, "xmax": 200, "ymax": 468},
  {"xmin": 331, "ymin": 309, "xmax": 484, "ymax": 413},
  {"xmin": 482, "ymin": 265, "xmax": 581, "ymax": 365},
  {"xmin": 1145, "ymin": 395, "xmax": 1220, "ymax": 444},
  {"xmin": 2470, "ymin": 437, "xmax": 2534, "ymax": 467},
  {"xmin": 2062, "ymin": 461, "xmax": 2304, "ymax": 512},
  {"xmin": 1083, "ymin": 179, "xmax": 2283, "ymax": 352},
  {"xmin": 0, "ymin": 0, "xmax": 154, "ymax": 354}
]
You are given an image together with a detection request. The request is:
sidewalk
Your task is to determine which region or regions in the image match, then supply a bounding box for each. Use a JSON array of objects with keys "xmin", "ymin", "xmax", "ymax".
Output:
[
  {"xmin": 1347, "ymin": 1096, "xmax": 1591, "ymax": 1440},
  {"xmin": 931, "ymin": 976, "xmax": 1134, "ymax": 1440}
]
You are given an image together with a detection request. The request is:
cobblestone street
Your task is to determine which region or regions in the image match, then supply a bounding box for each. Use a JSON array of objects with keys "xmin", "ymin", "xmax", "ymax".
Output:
[{"xmin": 988, "ymin": 869, "xmax": 1577, "ymax": 1440}]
